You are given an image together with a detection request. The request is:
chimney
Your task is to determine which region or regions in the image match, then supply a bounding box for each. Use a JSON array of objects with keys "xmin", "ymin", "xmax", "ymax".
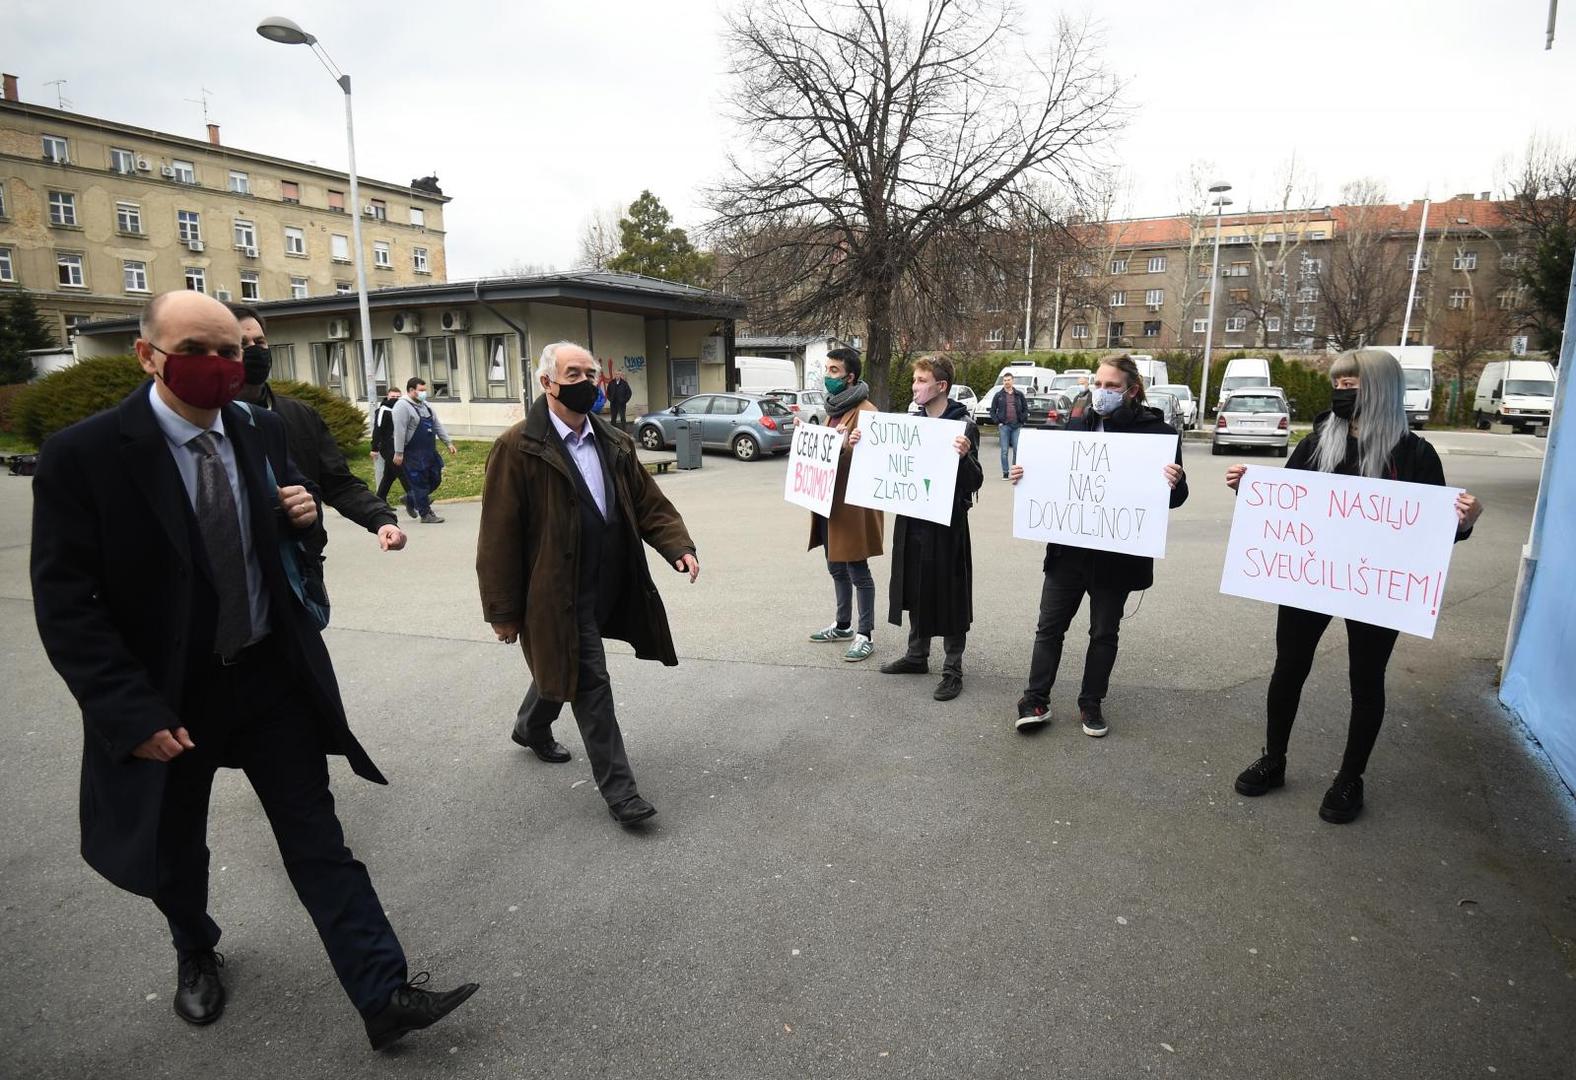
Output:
[
  {"xmin": 2, "ymin": 73, "xmax": 18, "ymax": 102},
  {"xmin": 1479, "ymin": 191, "xmax": 1491, "ymax": 201},
  {"xmin": 206, "ymin": 123, "xmax": 220, "ymax": 146}
]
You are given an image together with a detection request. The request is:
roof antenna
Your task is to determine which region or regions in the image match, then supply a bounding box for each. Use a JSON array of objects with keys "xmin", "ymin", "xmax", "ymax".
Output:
[
  {"xmin": 185, "ymin": 86, "xmax": 214, "ymax": 127},
  {"xmin": 43, "ymin": 79, "xmax": 71, "ymax": 110}
]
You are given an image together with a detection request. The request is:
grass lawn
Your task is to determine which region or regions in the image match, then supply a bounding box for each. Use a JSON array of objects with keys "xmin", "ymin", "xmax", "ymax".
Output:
[
  {"xmin": 345, "ymin": 439, "xmax": 491, "ymax": 504},
  {"xmin": 0, "ymin": 433, "xmax": 38, "ymax": 455}
]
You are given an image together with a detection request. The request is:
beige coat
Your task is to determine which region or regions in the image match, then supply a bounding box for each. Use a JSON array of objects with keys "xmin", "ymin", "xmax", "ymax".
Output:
[{"xmin": 807, "ymin": 399, "xmax": 884, "ymax": 562}]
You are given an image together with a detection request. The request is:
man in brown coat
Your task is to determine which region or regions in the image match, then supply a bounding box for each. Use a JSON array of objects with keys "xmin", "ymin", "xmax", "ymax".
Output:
[
  {"xmin": 477, "ymin": 341, "xmax": 699, "ymax": 827},
  {"xmin": 805, "ymin": 347, "xmax": 883, "ymax": 662}
]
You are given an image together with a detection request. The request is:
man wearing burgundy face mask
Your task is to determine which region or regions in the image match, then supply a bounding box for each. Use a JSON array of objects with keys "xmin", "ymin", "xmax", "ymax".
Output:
[{"xmin": 30, "ymin": 290, "xmax": 477, "ymax": 1050}]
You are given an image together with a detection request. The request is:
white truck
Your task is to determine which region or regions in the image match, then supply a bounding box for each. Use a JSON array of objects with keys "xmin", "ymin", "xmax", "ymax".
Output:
[
  {"xmin": 1376, "ymin": 346, "xmax": 1436, "ymax": 428},
  {"xmin": 1129, "ymin": 354, "xmax": 1170, "ymax": 390},
  {"xmin": 1216, "ymin": 357, "xmax": 1272, "ymax": 411},
  {"xmin": 1475, "ymin": 359, "xmax": 1558, "ymax": 434},
  {"xmin": 733, "ymin": 355, "xmax": 799, "ymax": 395}
]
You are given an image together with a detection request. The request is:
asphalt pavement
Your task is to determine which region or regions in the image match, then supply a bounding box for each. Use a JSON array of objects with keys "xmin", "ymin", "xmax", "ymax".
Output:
[{"xmin": 1, "ymin": 427, "xmax": 1572, "ymax": 1080}]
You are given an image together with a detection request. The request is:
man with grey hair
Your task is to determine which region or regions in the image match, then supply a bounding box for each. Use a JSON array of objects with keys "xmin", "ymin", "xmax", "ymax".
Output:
[{"xmin": 477, "ymin": 341, "xmax": 699, "ymax": 827}]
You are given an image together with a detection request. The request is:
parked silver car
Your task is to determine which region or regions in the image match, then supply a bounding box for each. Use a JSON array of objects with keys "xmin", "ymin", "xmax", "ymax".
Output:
[
  {"xmin": 634, "ymin": 393, "xmax": 796, "ymax": 461},
  {"xmin": 1146, "ymin": 390, "xmax": 1183, "ymax": 432},
  {"xmin": 1212, "ymin": 391, "xmax": 1290, "ymax": 456},
  {"xmin": 762, "ymin": 388, "xmax": 828, "ymax": 426}
]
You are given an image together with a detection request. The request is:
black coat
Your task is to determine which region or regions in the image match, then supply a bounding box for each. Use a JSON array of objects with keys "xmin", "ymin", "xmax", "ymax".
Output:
[
  {"xmin": 1043, "ymin": 401, "xmax": 1188, "ymax": 593},
  {"xmin": 258, "ymin": 383, "xmax": 396, "ymax": 534},
  {"xmin": 888, "ymin": 398, "xmax": 985, "ymax": 636},
  {"xmin": 607, "ymin": 378, "xmax": 633, "ymax": 407},
  {"xmin": 30, "ymin": 383, "xmax": 385, "ymax": 898}
]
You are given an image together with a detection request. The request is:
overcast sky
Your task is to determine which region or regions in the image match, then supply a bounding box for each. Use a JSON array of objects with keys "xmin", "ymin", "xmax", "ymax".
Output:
[{"xmin": 9, "ymin": 0, "xmax": 1574, "ymax": 277}]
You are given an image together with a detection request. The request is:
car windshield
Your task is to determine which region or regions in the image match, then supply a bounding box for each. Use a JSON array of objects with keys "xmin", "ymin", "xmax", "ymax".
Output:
[
  {"xmin": 1403, "ymin": 369, "xmax": 1432, "ymax": 390},
  {"xmin": 1050, "ymin": 376, "xmax": 1084, "ymax": 391},
  {"xmin": 1157, "ymin": 385, "xmax": 1191, "ymax": 400},
  {"xmin": 1149, "ymin": 393, "xmax": 1176, "ymax": 408},
  {"xmin": 1505, "ymin": 380, "xmax": 1555, "ymax": 396},
  {"xmin": 1226, "ymin": 395, "xmax": 1284, "ymax": 414},
  {"xmin": 1222, "ymin": 375, "xmax": 1270, "ymax": 391}
]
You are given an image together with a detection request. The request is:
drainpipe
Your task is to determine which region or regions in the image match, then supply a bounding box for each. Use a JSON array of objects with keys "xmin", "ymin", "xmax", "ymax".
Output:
[{"xmin": 473, "ymin": 279, "xmax": 532, "ymax": 406}]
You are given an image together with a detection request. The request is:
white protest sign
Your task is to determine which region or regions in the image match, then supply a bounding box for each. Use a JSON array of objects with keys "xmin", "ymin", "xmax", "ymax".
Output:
[
  {"xmin": 1219, "ymin": 465, "xmax": 1462, "ymax": 639},
  {"xmin": 1011, "ymin": 429, "xmax": 1178, "ymax": 558},
  {"xmin": 843, "ymin": 411, "xmax": 965, "ymax": 526},
  {"xmin": 783, "ymin": 422, "xmax": 846, "ymax": 517}
]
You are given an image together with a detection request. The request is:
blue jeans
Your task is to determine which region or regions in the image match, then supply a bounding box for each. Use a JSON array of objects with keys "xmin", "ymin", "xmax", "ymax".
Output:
[
  {"xmin": 998, "ymin": 423, "xmax": 1021, "ymax": 475},
  {"xmin": 827, "ymin": 558, "xmax": 875, "ymax": 637}
]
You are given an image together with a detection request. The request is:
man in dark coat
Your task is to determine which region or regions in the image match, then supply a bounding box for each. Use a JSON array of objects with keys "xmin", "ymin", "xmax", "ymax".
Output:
[
  {"xmin": 370, "ymin": 386, "xmax": 407, "ymax": 501},
  {"xmin": 606, "ymin": 371, "xmax": 633, "ymax": 428},
  {"xmin": 476, "ymin": 341, "xmax": 699, "ymax": 827},
  {"xmin": 30, "ymin": 290, "xmax": 475, "ymax": 1050},
  {"xmin": 228, "ymin": 304, "xmax": 405, "ymax": 552},
  {"xmin": 990, "ymin": 372, "xmax": 1029, "ymax": 478},
  {"xmin": 878, "ymin": 356, "xmax": 984, "ymax": 701},
  {"xmin": 1009, "ymin": 356, "xmax": 1187, "ymax": 739}
]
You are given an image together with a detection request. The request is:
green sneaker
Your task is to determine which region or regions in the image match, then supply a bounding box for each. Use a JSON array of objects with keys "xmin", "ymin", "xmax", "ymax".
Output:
[
  {"xmin": 809, "ymin": 624, "xmax": 855, "ymax": 643},
  {"xmin": 843, "ymin": 634, "xmax": 874, "ymax": 662}
]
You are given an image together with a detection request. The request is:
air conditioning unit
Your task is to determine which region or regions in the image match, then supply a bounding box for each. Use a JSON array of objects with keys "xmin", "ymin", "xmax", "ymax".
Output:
[
  {"xmin": 187, "ymin": 239, "xmax": 205, "ymax": 252},
  {"xmin": 241, "ymin": 246, "xmax": 259, "ymax": 258},
  {"xmin": 439, "ymin": 309, "xmax": 469, "ymax": 333},
  {"xmin": 391, "ymin": 311, "xmax": 421, "ymax": 335},
  {"xmin": 362, "ymin": 205, "xmax": 377, "ymax": 217},
  {"xmin": 327, "ymin": 318, "xmax": 353, "ymax": 340},
  {"xmin": 215, "ymin": 288, "xmax": 232, "ymax": 302},
  {"xmin": 135, "ymin": 156, "xmax": 151, "ymax": 171},
  {"xmin": 160, "ymin": 165, "xmax": 175, "ymax": 178}
]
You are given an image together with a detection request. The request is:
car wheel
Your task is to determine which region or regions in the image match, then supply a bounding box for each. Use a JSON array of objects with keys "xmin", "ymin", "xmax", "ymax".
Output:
[
  {"xmin": 1211, "ymin": 440, "xmax": 1224, "ymax": 456},
  {"xmin": 1475, "ymin": 411, "xmax": 1490, "ymax": 431},
  {"xmin": 733, "ymin": 433, "xmax": 760, "ymax": 461},
  {"xmin": 638, "ymin": 425, "xmax": 664, "ymax": 451},
  {"xmin": 1276, "ymin": 444, "xmax": 1289, "ymax": 458}
]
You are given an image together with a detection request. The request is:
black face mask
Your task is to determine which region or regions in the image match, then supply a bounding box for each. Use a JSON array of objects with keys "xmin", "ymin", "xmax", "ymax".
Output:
[
  {"xmin": 552, "ymin": 379, "xmax": 600, "ymax": 415},
  {"xmin": 1329, "ymin": 387, "xmax": 1358, "ymax": 420},
  {"xmin": 242, "ymin": 344, "xmax": 272, "ymax": 386}
]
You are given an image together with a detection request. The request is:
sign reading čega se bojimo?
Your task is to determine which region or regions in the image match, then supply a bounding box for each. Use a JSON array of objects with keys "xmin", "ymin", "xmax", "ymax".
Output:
[{"xmin": 783, "ymin": 422, "xmax": 846, "ymax": 517}]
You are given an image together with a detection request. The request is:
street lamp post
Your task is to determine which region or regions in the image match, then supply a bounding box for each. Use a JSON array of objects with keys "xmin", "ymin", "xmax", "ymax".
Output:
[
  {"xmin": 1198, "ymin": 182, "xmax": 1233, "ymax": 422},
  {"xmin": 256, "ymin": 16, "xmax": 378, "ymax": 416}
]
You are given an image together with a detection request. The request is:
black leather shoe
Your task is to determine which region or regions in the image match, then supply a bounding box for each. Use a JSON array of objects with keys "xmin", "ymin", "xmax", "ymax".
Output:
[
  {"xmin": 174, "ymin": 949, "xmax": 225, "ymax": 1026},
  {"xmin": 365, "ymin": 973, "xmax": 480, "ymax": 1051},
  {"xmin": 933, "ymin": 674, "xmax": 962, "ymax": 701},
  {"xmin": 510, "ymin": 727, "xmax": 571, "ymax": 763},
  {"xmin": 879, "ymin": 656, "xmax": 929, "ymax": 675},
  {"xmin": 608, "ymin": 795, "xmax": 657, "ymax": 826}
]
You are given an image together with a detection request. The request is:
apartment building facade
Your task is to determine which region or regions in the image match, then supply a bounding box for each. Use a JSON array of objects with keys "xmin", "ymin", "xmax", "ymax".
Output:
[{"xmin": 0, "ymin": 73, "xmax": 449, "ymax": 344}]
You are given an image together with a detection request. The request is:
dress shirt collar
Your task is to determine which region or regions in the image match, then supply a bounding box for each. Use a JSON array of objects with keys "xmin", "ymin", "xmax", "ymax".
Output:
[
  {"xmin": 547, "ymin": 404, "xmax": 594, "ymax": 446},
  {"xmin": 148, "ymin": 381, "xmax": 227, "ymax": 447}
]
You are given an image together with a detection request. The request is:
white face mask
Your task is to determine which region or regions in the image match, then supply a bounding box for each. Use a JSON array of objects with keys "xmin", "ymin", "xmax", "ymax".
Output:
[
  {"xmin": 416, "ymin": 389, "xmax": 429, "ymax": 402},
  {"xmin": 1091, "ymin": 387, "xmax": 1125, "ymax": 416}
]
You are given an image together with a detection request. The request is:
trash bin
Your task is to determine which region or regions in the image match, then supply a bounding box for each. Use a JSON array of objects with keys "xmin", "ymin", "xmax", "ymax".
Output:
[{"xmin": 675, "ymin": 419, "xmax": 703, "ymax": 470}]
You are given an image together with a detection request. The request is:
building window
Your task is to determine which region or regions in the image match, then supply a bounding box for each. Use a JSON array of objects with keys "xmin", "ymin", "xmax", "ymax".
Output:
[
  {"xmin": 1448, "ymin": 288, "xmax": 1471, "ymax": 310},
  {"xmin": 328, "ymin": 189, "xmax": 345, "ymax": 213},
  {"xmin": 109, "ymin": 147, "xmax": 136, "ymax": 174},
  {"xmin": 1308, "ymin": 230, "xmax": 1326, "ymax": 240},
  {"xmin": 234, "ymin": 219, "xmax": 257, "ymax": 251},
  {"xmin": 1293, "ymin": 315, "xmax": 1317, "ymax": 332},
  {"xmin": 1411, "ymin": 289, "xmax": 1429, "ymax": 310},
  {"xmin": 1073, "ymin": 263, "xmax": 1094, "ymax": 278},
  {"xmin": 228, "ymin": 170, "xmax": 250, "ymax": 194},
  {"xmin": 1497, "ymin": 287, "xmax": 1525, "ymax": 310},
  {"xmin": 331, "ymin": 234, "xmax": 351, "ymax": 263},
  {"xmin": 1300, "ymin": 257, "xmax": 1322, "ymax": 276},
  {"xmin": 123, "ymin": 260, "xmax": 149, "ymax": 293},
  {"xmin": 0, "ymin": 247, "xmax": 15, "ymax": 282},
  {"xmin": 470, "ymin": 335, "xmax": 513, "ymax": 399},
  {"xmin": 1197, "ymin": 263, "xmax": 1211, "ymax": 278},
  {"xmin": 1145, "ymin": 288, "xmax": 1164, "ymax": 306},
  {"xmin": 1110, "ymin": 290, "xmax": 1126, "ymax": 307},
  {"xmin": 1142, "ymin": 320, "xmax": 1161, "ymax": 337},
  {"xmin": 410, "ymin": 206, "xmax": 425, "ymax": 228},
  {"xmin": 290, "ymin": 276, "xmax": 308, "ymax": 299},
  {"xmin": 312, "ymin": 341, "xmax": 352, "ymax": 397},
  {"xmin": 171, "ymin": 159, "xmax": 196, "ymax": 184},
  {"xmin": 281, "ymin": 180, "xmax": 301, "ymax": 204},
  {"xmin": 1452, "ymin": 249, "xmax": 1478, "ymax": 271},
  {"xmin": 335, "ymin": 280, "xmax": 353, "ymax": 295},
  {"xmin": 1407, "ymin": 252, "xmax": 1431, "ymax": 271},
  {"xmin": 415, "ymin": 337, "xmax": 458, "ymax": 396},
  {"xmin": 43, "ymin": 134, "xmax": 70, "ymax": 162},
  {"xmin": 57, "ymin": 253, "xmax": 86, "ymax": 287},
  {"xmin": 413, "ymin": 247, "xmax": 429, "ymax": 273},
  {"xmin": 1070, "ymin": 322, "xmax": 1089, "ymax": 340},
  {"xmin": 1147, "ymin": 256, "xmax": 1167, "ymax": 273},
  {"xmin": 1191, "ymin": 318, "xmax": 1208, "ymax": 334},
  {"xmin": 1500, "ymin": 252, "xmax": 1521, "ymax": 271},
  {"xmin": 240, "ymin": 270, "xmax": 260, "ymax": 301},
  {"xmin": 177, "ymin": 210, "xmax": 202, "ymax": 243},
  {"xmin": 1106, "ymin": 321, "xmax": 1126, "ymax": 345},
  {"xmin": 1297, "ymin": 285, "xmax": 1319, "ymax": 303},
  {"xmin": 371, "ymin": 339, "xmax": 391, "ymax": 395},
  {"xmin": 270, "ymin": 343, "xmax": 296, "ymax": 380},
  {"xmin": 1263, "ymin": 232, "xmax": 1281, "ymax": 243},
  {"xmin": 1228, "ymin": 288, "xmax": 1249, "ymax": 305},
  {"xmin": 285, "ymin": 227, "xmax": 306, "ymax": 256},
  {"xmin": 1224, "ymin": 316, "xmax": 1247, "ymax": 332},
  {"xmin": 368, "ymin": 198, "xmax": 387, "ymax": 220},
  {"xmin": 116, "ymin": 201, "xmax": 143, "ymax": 234},
  {"xmin": 184, "ymin": 267, "xmax": 206, "ymax": 293},
  {"xmin": 1265, "ymin": 316, "xmax": 1282, "ymax": 333},
  {"xmin": 984, "ymin": 328, "xmax": 1005, "ymax": 344},
  {"xmin": 1226, "ymin": 262, "xmax": 1249, "ymax": 277},
  {"xmin": 373, "ymin": 241, "xmax": 392, "ymax": 269},
  {"xmin": 0, "ymin": 181, "xmax": 6, "ymax": 218},
  {"xmin": 49, "ymin": 190, "xmax": 77, "ymax": 226},
  {"xmin": 1109, "ymin": 257, "xmax": 1128, "ymax": 274}
]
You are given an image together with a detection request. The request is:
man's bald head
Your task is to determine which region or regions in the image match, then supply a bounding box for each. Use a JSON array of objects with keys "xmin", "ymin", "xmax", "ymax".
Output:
[
  {"xmin": 139, "ymin": 290, "xmax": 240, "ymax": 346},
  {"xmin": 135, "ymin": 290, "xmax": 243, "ymax": 387}
]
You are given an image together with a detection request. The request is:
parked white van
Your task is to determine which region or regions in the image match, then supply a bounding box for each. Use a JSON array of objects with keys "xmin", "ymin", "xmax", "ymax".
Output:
[
  {"xmin": 1376, "ymin": 346, "xmax": 1435, "ymax": 428},
  {"xmin": 734, "ymin": 355, "xmax": 799, "ymax": 395},
  {"xmin": 1216, "ymin": 357, "xmax": 1272, "ymax": 410},
  {"xmin": 1129, "ymin": 355, "xmax": 1169, "ymax": 391},
  {"xmin": 1475, "ymin": 360, "xmax": 1557, "ymax": 433}
]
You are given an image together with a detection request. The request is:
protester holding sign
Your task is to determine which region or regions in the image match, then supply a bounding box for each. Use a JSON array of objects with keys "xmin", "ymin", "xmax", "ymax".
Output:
[
  {"xmin": 805, "ymin": 347, "xmax": 883, "ymax": 663},
  {"xmin": 1227, "ymin": 349, "xmax": 1483, "ymax": 824},
  {"xmin": 1009, "ymin": 356, "xmax": 1186, "ymax": 737},
  {"xmin": 875, "ymin": 357, "xmax": 984, "ymax": 701}
]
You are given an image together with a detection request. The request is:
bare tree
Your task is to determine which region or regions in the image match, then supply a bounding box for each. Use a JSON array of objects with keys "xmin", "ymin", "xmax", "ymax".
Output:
[
  {"xmin": 577, "ymin": 202, "xmax": 625, "ymax": 270},
  {"xmin": 1315, "ymin": 180, "xmax": 1409, "ymax": 350},
  {"xmin": 1435, "ymin": 297, "xmax": 1511, "ymax": 424},
  {"xmin": 708, "ymin": 0, "xmax": 1122, "ymax": 405},
  {"xmin": 1223, "ymin": 157, "xmax": 1320, "ymax": 348},
  {"xmin": 492, "ymin": 259, "xmax": 557, "ymax": 278}
]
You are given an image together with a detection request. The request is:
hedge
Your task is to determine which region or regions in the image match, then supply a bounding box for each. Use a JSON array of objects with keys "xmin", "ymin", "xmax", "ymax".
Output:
[{"xmin": 270, "ymin": 379, "xmax": 368, "ymax": 454}]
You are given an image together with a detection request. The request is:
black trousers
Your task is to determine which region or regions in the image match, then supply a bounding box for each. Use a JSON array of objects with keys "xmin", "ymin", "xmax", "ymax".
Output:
[
  {"xmin": 374, "ymin": 451, "xmax": 407, "ymax": 502},
  {"xmin": 153, "ymin": 637, "xmax": 407, "ymax": 1016},
  {"xmin": 1022, "ymin": 576, "xmax": 1129, "ymax": 708},
  {"xmin": 904, "ymin": 623, "xmax": 967, "ymax": 677},
  {"xmin": 512, "ymin": 609, "xmax": 637, "ymax": 805},
  {"xmin": 609, "ymin": 403, "xmax": 627, "ymax": 428},
  {"xmin": 1264, "ymin": 605, "xmax": 1400, "ymax": 777}
]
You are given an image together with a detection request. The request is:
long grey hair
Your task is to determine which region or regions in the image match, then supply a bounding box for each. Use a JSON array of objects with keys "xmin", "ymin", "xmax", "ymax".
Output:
[{"xmin": 1313, "ymin": 348, "xmax": 1409, "ymax": 478}]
